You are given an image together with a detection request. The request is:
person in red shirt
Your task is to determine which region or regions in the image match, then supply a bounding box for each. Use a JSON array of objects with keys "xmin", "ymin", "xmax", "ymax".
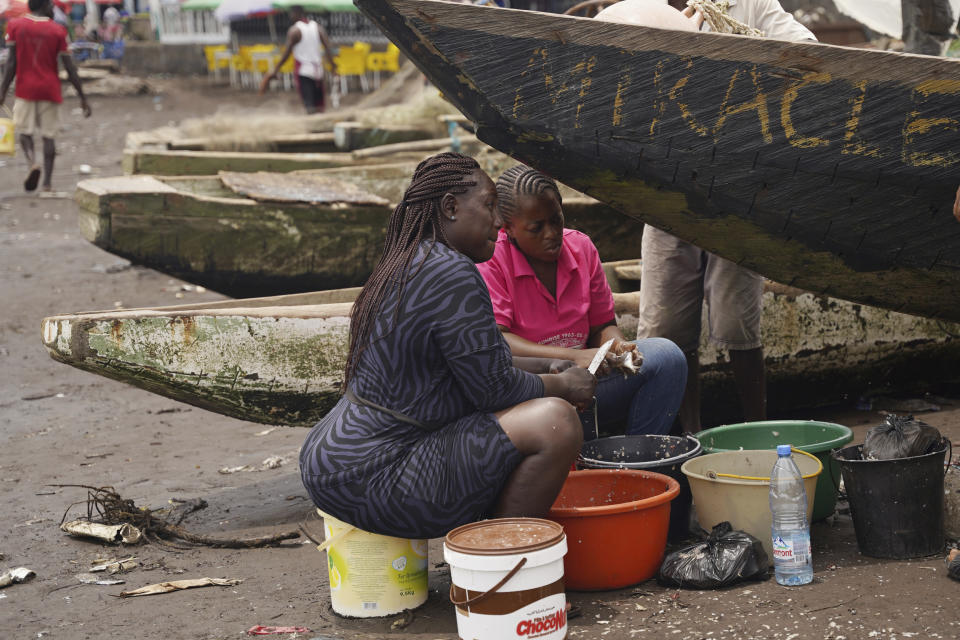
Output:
[
  {"xmin": 478, "ymin": 165, "xmax": 687, "ymax": 439},
  {"xmin": 0, "ymin": 0, "xmax": 90, "ymax": 192}
]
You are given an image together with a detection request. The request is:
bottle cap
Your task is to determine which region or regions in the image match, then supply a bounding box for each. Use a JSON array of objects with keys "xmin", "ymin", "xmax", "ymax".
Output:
[{"xmin": 777, "ymin": 444, "xmax": 792, "ymax": 456}]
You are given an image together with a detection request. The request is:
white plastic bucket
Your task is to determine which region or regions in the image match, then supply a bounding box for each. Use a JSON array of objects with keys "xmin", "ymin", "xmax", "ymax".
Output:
[
  {"xmin": 318, "ymin": 511, "xmax": 428, "ymax": 617},
  {"xmin": 444, "ymin": 518, "xmax": 568, "ymax": 640}
]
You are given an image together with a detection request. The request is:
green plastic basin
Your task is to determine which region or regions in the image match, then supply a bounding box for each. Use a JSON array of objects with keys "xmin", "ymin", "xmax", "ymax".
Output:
[{"xmin": 694, "ymin": 420, "xmax": 854, "ymax": 522}]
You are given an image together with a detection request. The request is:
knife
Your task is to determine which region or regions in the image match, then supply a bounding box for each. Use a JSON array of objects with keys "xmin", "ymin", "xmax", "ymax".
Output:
[{"xmin": 587, "ymin": 338, "xmax": 615, "ymax": 376}]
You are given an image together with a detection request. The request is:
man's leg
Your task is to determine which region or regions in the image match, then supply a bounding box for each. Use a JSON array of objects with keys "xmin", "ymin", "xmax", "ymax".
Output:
[
  {"xmin": 637, "ymin": 225, "xmax": 705, "ymax": 433},
  {"xmin": 14, "ymin": 100, "xmax": 42, "ymax": 191},
  {"xmin": 704, "ymin": 254, "xmax": 766, "ymax": 423},
  {"xmin": 20, "ymin": 134, "xmax": 41, "ymax": 191},
  {"xmin": 41, "ymin": 137, "xmax": 56, "ymax": 190},
  {"xmin": 730, "ymin": 347, "xmax": 766, "ymax": 421},
  {"xmin": 297, "ymin": 75, "xmax": 318, "ymax": 114}
]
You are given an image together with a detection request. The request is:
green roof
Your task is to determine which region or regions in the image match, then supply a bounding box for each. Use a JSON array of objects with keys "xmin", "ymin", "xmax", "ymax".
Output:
[
  {"xmin": 271, "ymin": 0, "xmax": 359, "ymax": 12},
  {"xmin": 181, "ymin": 0, "xmax": 222, "ymax": 10}
]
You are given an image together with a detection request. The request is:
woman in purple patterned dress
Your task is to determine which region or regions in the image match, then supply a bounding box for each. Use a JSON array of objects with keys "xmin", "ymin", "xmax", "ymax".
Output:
[{"xmin": 300, "ymin": 153, "xmax": 597, "ymax": 538}]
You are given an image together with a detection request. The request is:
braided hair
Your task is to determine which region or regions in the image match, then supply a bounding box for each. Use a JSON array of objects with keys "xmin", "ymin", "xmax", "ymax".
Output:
[
  {"xmin": 495, "ymin": 165, "xmax": 563, "ymax": 226},
  {"xmin": 343, "ymin": 152, "xmax": 481, "ymax": 388}
]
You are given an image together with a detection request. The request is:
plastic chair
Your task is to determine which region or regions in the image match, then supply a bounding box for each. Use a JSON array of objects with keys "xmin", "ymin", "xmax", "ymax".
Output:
[
  {"xmin": 203, "ymin": 44, "xmax": 230, "ymax": 82},
  {"xmin": 334, "ymin": 41, "xmax": 371, "ymax": 95},
  {"xmin": 366, "ymin": 43, "xmax": 400, "ymax": 89},
  {"xmin": 240, "ymin": 44, "xmax": 276, "ymax": 88},
  {"xmin": 229, "ymin": 53, "xmax": 250, "ymax": 88}
]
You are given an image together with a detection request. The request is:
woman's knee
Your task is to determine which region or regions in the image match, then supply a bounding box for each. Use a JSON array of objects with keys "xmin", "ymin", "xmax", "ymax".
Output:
[
  {"xmin": 539, "ymin": 398, "xmax": 583, "ymax": 451},
  {"xmin": 635, "ymin": 337, "xmax": 687, "ymax": 382},
  {"xmin": 502, "ymin": 397, "xmax": 581, "ymax": 454}
]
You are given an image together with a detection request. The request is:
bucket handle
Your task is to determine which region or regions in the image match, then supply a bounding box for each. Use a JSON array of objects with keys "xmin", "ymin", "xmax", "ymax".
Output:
[
  {"xmin": 315, "ymin": 523, "xmax": 355, "ymax": 553},
  {"xmin": 944, "ymin": 438, "xmax": 953, "ymax": 477},
  {"xmin": 711, "ymin": 448, "xmax": 822, "ymax": 480},
  {"xmin": 448, "ymin": 556, "xmax": 527, "ymax": 608}
]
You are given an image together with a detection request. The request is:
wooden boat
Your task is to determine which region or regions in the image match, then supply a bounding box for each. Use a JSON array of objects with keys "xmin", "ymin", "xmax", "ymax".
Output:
[
  {"xmin": 42, "ymin": 278, "xmax": 960, "ymax": 427},
  {"xmin": 354, "ymin": 0, "xmax": 960, "ymax": 322},
  {"xmin": 122, "ymin": 145, "xmax": 454, "ymax": 176},
  {"xmin": 76, "ymin": 158, "xmax": 641, "ymax": 297},
  {"xmin": 127, "ymin": 124, "xmax": 436, "ymax": 155}
]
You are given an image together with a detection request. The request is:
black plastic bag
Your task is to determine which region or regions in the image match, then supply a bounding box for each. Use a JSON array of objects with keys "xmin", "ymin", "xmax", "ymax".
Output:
[
  {"xmin": 949, "ymin": 551, "xmax": 960, "ymax": 582},
  {"xmin": 862, "ymin": 414, "xmax": 943, "ymax": 460},
  {"xmin": 657, "ymin": 522, "xmax": 769, "ymax": 589}
]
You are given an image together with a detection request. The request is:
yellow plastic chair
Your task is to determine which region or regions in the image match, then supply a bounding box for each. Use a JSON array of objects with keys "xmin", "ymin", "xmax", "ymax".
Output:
[
  {"xmin": 203, "ymin": 44, "xmax": 230, "ymax": 83},
  {"xmin": 366, "ymin": 43, "xmax": 400, "ymax": 89},
  {"xmin": 334, "ymin": 41, "xmax": 371, "ymax": 94},
  {"xmin": 239, "ymin": 44, "xmax": 276, "ymax": 88},
  {"xmin": 229, "ymin": 52, "xmax": 251, "ymax": 88}
]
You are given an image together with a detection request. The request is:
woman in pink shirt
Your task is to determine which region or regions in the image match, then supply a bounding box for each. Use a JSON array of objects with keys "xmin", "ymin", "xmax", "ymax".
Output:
[{"xmin": 478, "ymin": 166, "xmax": 687, "ymax": 438}]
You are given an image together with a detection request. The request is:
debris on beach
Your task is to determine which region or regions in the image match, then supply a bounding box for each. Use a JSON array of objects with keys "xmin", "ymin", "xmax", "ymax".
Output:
[
  {"xmin": 246, "ymin": 626, "xmax": 312, "ymax": 635},
  {"xmin": 0, "ymin": 567, "xmax": 35, "ymax": 588},
  {"xmin": 76, "ymin": 573, "xmax": 125, "ymax": 586},
  {"xmin": 56, "ymin": 485, "xmax": 299, "ymax": 549},
  {"xmin": 90, "ymin": 557, "xmax": 138, "ymax": 574},
  {"xmin": 117, "ymin": 577, "xmax": 242, "ymax": 598},
  {"xmin": 61, "ymin": 521, "xmax": 143, "ymax": 545},
  {"xmin": 219, "ymin": 452, "xmax": 295, "ymax": 475}
]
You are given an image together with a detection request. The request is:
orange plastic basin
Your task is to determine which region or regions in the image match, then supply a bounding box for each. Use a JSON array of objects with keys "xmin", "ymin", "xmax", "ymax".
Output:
[{"xmin": 548, "ymin": 469, "xmax": 680, "ymax": 590}]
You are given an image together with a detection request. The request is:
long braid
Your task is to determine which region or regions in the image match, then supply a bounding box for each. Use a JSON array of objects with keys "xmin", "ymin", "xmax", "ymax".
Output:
[
  {"xmin": 495, "ymin": 164, "xmax": 563, "ymax": 226},
  {"xmin": 343, "ymin": 152, "xmax": 481, "ymax": 388}
]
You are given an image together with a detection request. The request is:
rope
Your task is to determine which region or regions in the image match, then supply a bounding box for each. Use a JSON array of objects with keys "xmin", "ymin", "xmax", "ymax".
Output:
[{"xmin": 686, "ymin": 0, "xmax": 764, "ymax": 37}]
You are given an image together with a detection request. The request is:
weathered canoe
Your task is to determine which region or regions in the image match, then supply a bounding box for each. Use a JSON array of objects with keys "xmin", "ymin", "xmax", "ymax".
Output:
[
  {"xmin": 354, "ymin": 0, "xmax": 960, "ymax": 321},
  {"xmin": 136, "ymin": 125, "xmax": 437, "ymax": 154},
  {"xmin": 76, "ymin": 159, "xmax": 641, "ymax": 297},
  {"xmin": 121, "ymin": 147, "xmax": 440, "ymax": 176},
  {"xmin": 42, "ymin": 281, "xmax": 960, "ymax": 427},
  {"xmin": 76, "ymin": 173, "xmax": 393, "ymax": 298}
]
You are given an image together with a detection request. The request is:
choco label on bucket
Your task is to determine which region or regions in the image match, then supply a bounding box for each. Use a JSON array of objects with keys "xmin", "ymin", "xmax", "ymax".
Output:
[{"xmin": 454, "ymin": 593, "xmax": 567, "ymax": 639}]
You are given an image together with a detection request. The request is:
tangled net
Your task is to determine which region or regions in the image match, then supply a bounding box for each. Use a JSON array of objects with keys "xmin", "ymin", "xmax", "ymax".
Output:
[
  {"xmin": 687, "ymin": 0, "xmax": 764, "ymax": 37},
  {"xmin": 55, "ymin": 484, "xmax": 300, "ymax": 550}
]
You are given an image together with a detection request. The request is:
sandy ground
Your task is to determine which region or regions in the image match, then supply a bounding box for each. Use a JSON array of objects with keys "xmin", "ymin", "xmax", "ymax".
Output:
[{"xmin": 1, "ymin": 79, "xmax": 959, "ymax": 640}]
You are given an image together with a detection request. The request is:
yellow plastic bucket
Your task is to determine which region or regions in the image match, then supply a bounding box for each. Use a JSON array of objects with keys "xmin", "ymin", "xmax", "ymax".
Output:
[
  {"xmin": 0, "ymin": 106, "xmax": 14, "ymax": 156},
  {"xmin": 318, "ymin": 510, "xmax": 428, "ymax": 617},
  {"xmin": 681, "ymin": 449, "xmax": 822, "ymax": 564}
]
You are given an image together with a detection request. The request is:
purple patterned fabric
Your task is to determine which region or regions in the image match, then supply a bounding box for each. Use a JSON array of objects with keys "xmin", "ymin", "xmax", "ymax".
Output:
[{"xmin": 300, "ymin": 241, "xmax": 543, "ymax": 538}]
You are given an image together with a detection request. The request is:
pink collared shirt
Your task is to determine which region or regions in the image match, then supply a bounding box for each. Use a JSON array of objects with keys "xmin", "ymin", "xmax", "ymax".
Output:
[{"xmin": 477, "ymin": 229, "xmax": 616, "ymax": 349}]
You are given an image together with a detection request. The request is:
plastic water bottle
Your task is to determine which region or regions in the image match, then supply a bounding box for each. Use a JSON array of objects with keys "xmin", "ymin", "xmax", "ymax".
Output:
[{"xmin": 769, "ymin": 444, "xmax": 813, "ymax": 586}]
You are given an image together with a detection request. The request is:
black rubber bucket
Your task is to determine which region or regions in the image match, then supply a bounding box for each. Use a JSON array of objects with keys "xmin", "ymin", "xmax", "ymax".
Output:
[
  {"xmin": 832, "ymin": 440, "xmax": 950, "ymax": 559},
  {"xmin": 579, "ymin": 435, "xmax": 702, "ymax": 542}
]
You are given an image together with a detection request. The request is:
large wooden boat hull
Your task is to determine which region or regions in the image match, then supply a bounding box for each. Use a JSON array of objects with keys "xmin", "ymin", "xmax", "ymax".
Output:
[
  {"xmin": 354, "ymin": 0, "xmax": 960, "ymax": 321},
  {"xmin": 76, "ymin": 160, "xmax": 642, "ymax": 297},
  {"xmin": 42, "ymin": 283, "xmax": 960, "ymax": 427}
]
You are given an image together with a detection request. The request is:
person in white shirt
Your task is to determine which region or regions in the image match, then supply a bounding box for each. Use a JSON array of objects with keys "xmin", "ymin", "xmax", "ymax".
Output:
[
  {"xmin": 260, "ymin": 5, "xmax": 336, "ymax": 113},
  {"xmin": 599, "ymin": 0, "xmax": 814, "ymax": 433}
]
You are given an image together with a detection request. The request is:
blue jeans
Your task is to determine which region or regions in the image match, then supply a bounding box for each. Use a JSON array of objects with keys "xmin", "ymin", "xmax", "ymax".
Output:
[{"xmin": 579, "ymin": 337, "xmax": 687, "ymax": 440}]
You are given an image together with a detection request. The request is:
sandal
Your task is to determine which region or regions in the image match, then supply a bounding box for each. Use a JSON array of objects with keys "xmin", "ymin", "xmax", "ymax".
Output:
[{"xmin": 24, "ymin": 165, "xmax": 41, "ymax": 192}]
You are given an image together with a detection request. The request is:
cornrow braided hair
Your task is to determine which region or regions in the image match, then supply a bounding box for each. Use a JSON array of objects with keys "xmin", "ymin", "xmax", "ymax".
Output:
[
  {"xmin": 343, "ymin": 152, "xmax": 481, "ymax": 388},
  {"xmin": 495, "ymin": 164, "xmax": 563, "ymax": 226}
]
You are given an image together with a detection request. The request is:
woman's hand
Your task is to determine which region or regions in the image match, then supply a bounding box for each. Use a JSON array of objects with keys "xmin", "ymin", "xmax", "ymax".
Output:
[
  {"xmin": 612, "ymin": 339, "xmax": 637, "ymax": 356},
  {"xmin": 547, "ymin": 359, "xmax": 576, "ymax": 374},
  {"xmin": 571, "ymin": 348, "xmax": 599, "ymax": 370},
  {"xmin": 954, "ymin": 185, "xmax": 960, "ymax": 222},
  {"xmin": 557, "ymin": 366, "xmax": 596, "ymax": 406}
]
